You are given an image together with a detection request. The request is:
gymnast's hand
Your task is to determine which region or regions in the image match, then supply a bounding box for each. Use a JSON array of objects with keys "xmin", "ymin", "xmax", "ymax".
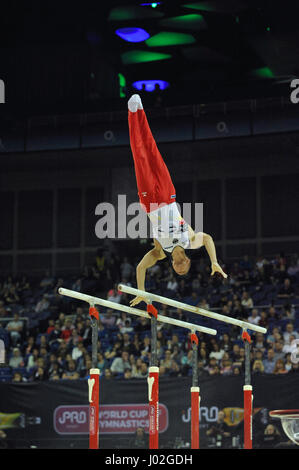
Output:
[
  {"xmin": 130, "ymin": 296, "xmax": 149, "ymax": 307},
  {"xmin": 211, "ymin": 262, "xmax": 228, "ymax": 279}
]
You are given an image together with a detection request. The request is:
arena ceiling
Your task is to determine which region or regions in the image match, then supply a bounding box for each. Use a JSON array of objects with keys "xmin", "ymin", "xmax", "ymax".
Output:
[{"xmin": 1, "ymin": 0, "xmax": 299, "ymax": 113}]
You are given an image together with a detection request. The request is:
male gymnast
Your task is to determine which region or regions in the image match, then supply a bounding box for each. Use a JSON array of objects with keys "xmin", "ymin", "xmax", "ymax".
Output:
[{"xmin": 127, "ymin": 94, "xmax": 227, "ymax": 307}]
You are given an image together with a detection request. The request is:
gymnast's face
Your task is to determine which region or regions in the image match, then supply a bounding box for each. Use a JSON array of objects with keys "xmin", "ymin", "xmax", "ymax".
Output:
[{"xmin": 172, "ymin": 247, "xmax": 191, "ymax": 276}]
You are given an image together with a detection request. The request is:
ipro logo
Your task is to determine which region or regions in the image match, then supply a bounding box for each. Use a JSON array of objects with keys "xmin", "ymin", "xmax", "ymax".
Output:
[{"xmin": 0, "ymin": 80, "xmax": 5, "ymax": 104}]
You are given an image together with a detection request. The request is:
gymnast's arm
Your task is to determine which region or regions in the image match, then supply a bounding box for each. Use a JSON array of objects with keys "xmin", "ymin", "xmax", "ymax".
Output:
[
  {"xmin": 188, "ymin": 227, "xmax": 228, "ymax": 279},
  {"xmin": 130, "ymin": 239, "xmax": 166, "ymax": 307}
]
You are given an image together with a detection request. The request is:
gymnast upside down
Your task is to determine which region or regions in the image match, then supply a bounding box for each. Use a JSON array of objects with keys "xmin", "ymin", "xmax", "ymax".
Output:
[{"xmin": 128, "ymin": 94, "xmax": 227, "ymax": 307}]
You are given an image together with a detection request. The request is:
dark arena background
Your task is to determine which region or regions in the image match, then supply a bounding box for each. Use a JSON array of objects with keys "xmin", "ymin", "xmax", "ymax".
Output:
[{"xmin": 0, "ymin": 0, "xmax": 299, "ymax": 452}]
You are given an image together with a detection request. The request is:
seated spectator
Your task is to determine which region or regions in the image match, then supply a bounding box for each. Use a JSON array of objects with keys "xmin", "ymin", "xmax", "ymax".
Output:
[
  {"xmin": 9, "ymin": 347, "xmax": 24, "ymax": 368},
  {"xmin": 252, "ymin": 360, "xmax": 264, "ymax": 374},
  {"xmin": 206, "ymin": 410, "xmax": 231, "ymax": 448},
  {"xmin": 220, "ymin": 357, "xmax": 233, "ymax": 376},
  {"xmin": 155, "ymin": 340, "xmax": 164, "ymax": 360},
  {"xmin": 137, "ymin": 362, "xmax": 148, "ymax": 379},
  {"xmin": 104, "ymin": 341, "xmax": 122, "ymax": 361},
  {"xmin": 248, "ymin": 309, "xmax": 261, "ymax": 325},
  {"xmin": 284, "ymin": 353, "xmax": 293, "ymax": 372},
  {"xmin": 241, "ymin": 291, "xmax": 253, "ymax": 310},
  {"xmin": 72, "ymin": 341, "xmax": 86, "ymax": 361},
  {"xmin": 57, "ymin": 312, "xmax": 66, "ymax": 328},
  {"xmin": 100, "ymin": 309, "xmax": 116, "ymax": 328},
  {"xmin": 12, "ymin": 371, "xmax": 26, "ymax": 382},
  {"xmin": 277, "ymin": 278, "xmax": 294, "ymax": 298},
  {"xmin": 281, "ymin": 306, "xmax": 295, "ymax": 321},
  {"xmin": 266, "ymin": 327, "xmax": 281, "ymax": 346},
  {"xmin": 196, "ymin": 346, "xmax": 207, "ymax": 366},
  {"xmin": 141, "ymin": 336, "xmax": 151, "ymax": 357},
  {"xmin": 131, "ymin": 358, "xmax": 143, "ymax": 378},
  {"xmin": 60, "ymin": 319, "xmax": 74, "ymax": 342},
  {"xmin": 258, "ymin": 424, "xmax": 282, "ymax": 449},
  {"xmin": 237, "ymin": 347, "xmax": 246, "ymax": 368},
  {"xmin": 253, "ymin": 333, "xmax": 266, "ymax": 354},
  {"xmin": 198, "ymin": 298, "xmax": 210, "ymax": 311},
  {"xmin": 78, "ymin": 357, "xmax": 92, "ymax": 379},
  {"xmin": 268, "ymin": 306, "xmax": 279, "ymax": 323},
  {"xmin": 46, "ymin": 319, "xmax": 55, "ymax": 335},
  {"xmin": 110, "ymin": 351, "xmax": 131, "ymax": 375},
  {"xmin": 24, "ymin": 336, "xmax": 36, "ymax": 356},
  {"xmin": 107, "ymin": 288, "xmax": 121, "ymax": 304},
  {"xmin": 26, "ymin": 347, "xmax": 39, "ymax": 371},
  {"xmin": 232, "ymin": 366, "xmax": 241, "ymax": 375},
  {"xmin": 220, "ymin": 333, "xmax": 232, "ymax": 353},
  {"xmin": 35, "ymin": 295, "xmax": 50, "ymax": 314},
  {"xmin": 39, "ymin": 334, "xmax": 49, "ymax": 351},
  {"xmin": 39, "ymin": 347, "xmax": 50, "ymax": 368},
  {"xmin": 116, "ymin": 312, "xmax": 130, "ymax": 330},
  {"xmin": 33, "ymin": 366, "xmax": 48, "ymax": 381},
  {"xmin": 49, "ymin": 373, "xmax": 61, "ymax": 381},
  {"xmin": 97, "ymin": 352, "xmax": 108, "ymax": 373},
  {"xmin": 16, "ymin": 275, "xmax": 31, "ymax": 295},
  {"xmin": 180, "ymin": 350, "xmax": 193, "ymax": 375},
  {"xmin": 258, "ymin": 310, "xmax": 268, "ymax": 328},
  {"xmin": 198, "ymin": 360, "xmax": 209, "ymax": 378},
  {"xmin": 135, "ymin": 317, "xmax": 150, "ymax": 333},
  {"xmin": 283, "ymin": 334, "xmax": 298, "ymax": 354},
  {"xmin": 253, "ymin": 349, "xmax": 264, "ymax": 362},
  {"xmin": 273, "ymin": 341, "xmax": 285, "ymax": 362},
  {"xmin": 130, "ymin": 427, "xmax": 146, "ymax": 449},
  {"xmin": 6, "ymin": 313, "xmax": 24, "ymax": 346},
  {"xmin": 209, "ymin": 364, "xmax": 220, "ymax": 376},
  {"xmin": 48, "ymin": 361, "xmax": 62, "ymax": 380},
  {"xmin": 206, "ymin": 357, "xmax": 218, "ymax": 374},
  {"xmin": 290, "ymin": 363, "xmax": 299, "ymax": 373},
  {"xmin": 283, "ymin": 323, "xmax": 298, "ymax": 343},
  {"xmin": 160, "ymin": 350, "xmax": 173, "ymax": 370},
  {"xmin": 169, "ymin": 360, "xmax": 180, "ymax": 377},
  {"xmin": 209, "ymin": 343, "xmax": 225, "ymax": 361},
  {"xmin": 3, "ymin": 286, "xmax": 20, "ymax": 305},
  {"xmin": 62, "ymin": 360, "xmax": 80, "ymax": 380},
  {"xmin": 119, "ymin": 320, "xmax": 134, "ymax": 335},
  {"xmin": 104, "ymin": 368, "xmax": 113, "ymax": 380},
  {"xmin": 171, "ymin": 345, "xmax": 184, "ymax": 364},
  {"xmin": 273, "ymin": 358, "xmax": 288, "ymax": 375},
  {"xmin": 124, "ymin": 369, "xmax": 132, "ymax": 380},
  {"xmin": 39, "ymin": 270, "xmax": 54, "ymax": 290}
]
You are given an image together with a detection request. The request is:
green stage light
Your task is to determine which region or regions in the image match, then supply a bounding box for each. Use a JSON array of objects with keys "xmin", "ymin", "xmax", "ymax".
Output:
[
  {"xmin": 118, "ymin": 73, "xmax": 126, "ymax": 98},
  {"xmin": 251, "ymin": 67, "xmax": 274, "ymax": 78},
  {"xmin": 146, "ymin": 31, "xmax": 196, "ymax": 47},
  {"xmin": 159, "ymin": 13, "xmax": 207, "ymax": 30},
  {"xmin": 121, "ymin": 50, "xmax": 172, "ymax": 65}
]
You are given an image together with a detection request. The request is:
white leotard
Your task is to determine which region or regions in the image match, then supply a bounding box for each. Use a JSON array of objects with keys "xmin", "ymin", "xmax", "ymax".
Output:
[{"xmin": 148, "ymin": 202, "xmax": 191, "ymax": 253}]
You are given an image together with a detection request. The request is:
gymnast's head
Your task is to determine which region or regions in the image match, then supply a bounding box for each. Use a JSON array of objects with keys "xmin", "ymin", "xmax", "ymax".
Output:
[{"xmin": 171, "ymin": 246, "xmax": 191, "ymax": 276}]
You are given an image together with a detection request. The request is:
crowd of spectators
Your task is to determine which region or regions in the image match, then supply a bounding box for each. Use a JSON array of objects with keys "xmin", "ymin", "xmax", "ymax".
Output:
[{"xmin": 0, "ymin": 250, "xmax": 299, "ymax": 383}]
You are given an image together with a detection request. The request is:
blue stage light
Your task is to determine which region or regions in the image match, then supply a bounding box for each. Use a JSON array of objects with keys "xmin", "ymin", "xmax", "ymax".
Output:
[
  {"xmin": 115, "ymin": 27, "xmax": 150, "ymax": 43},
  {"xmin": 132, "ymin": 80, "xmax": 170, "ymax": 92},
  {"xmin": 140, "ymin": 2, "xmax": 161, "ymax": 7}
]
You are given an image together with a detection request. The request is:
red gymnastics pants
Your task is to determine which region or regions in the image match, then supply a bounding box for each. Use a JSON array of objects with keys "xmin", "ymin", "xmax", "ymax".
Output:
[{"xmin": 128, "ymin": 94, "xmax": 176, "ymax": 213}]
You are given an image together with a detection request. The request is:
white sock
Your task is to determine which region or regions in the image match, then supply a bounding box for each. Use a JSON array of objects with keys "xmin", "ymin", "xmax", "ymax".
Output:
[{"xmin": 128, "ymin": 94, "xmax": 143, "ymax": 113}]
